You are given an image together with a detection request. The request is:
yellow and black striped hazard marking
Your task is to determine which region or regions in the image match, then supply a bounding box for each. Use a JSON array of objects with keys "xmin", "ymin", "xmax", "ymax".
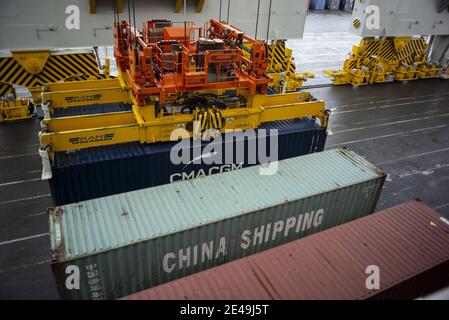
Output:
[
  {"xmin": 192, "ymin": 106, "xmax": 223, "ymax": 131},
  {"xmin": 0, "ymin": 51, "xmax": 104, "ymax": 97},
  {"xmin": 363, "ymin": 57, "xmax": 378, "ymax": 69},
  {"xmin": 343, "ymin": 38, "xmax": 398, "ymax": 72},
  {"xmin": 267, "ymin": 40, "xmax": 296, "ymax": 75},
  {"xmin": 346, "ymin": 59, "xmax": 355, "ymax": 70},
  {"xmin": 347, "ymin": 59, "xmax": 357, "ymax": 70},
  {"xmin": 396, "ymin": 38, "xmax": 427, "ymax": 64},
  {"xmin": 353, "ymin": 19, "xmax": 361, "ymax": 29},
  {"xmin": 338, "ymin": 36, "xmax": 432, "ymax": 85},
  {"xmin": 0, "ymin": 57, "xmax": 35, "ymax": 90},
  {"xmin": 360, "ymin": 38, "xmax": 398, "ymax": 63},
  {"xmin": 377, "ymin": 40, "xmax": 398, "ymax": 62},
  {"xmin": 0, "ymin": 82, "xmax": 14, "ymax": 98},
  {"xmin": 354, "ymin": 37, "xmax": 427, "ymax": 67}
]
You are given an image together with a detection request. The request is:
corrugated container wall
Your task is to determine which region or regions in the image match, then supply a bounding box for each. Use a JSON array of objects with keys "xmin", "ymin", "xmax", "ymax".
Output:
[
  {"xmin": 122, "ymin": 201, "xmax": 449, "ymax": 300},
  {"xmin": 49, "ymin": 148, "xmax": 385, "ymax": 300},
  {"xmin": 48, "ymin": 119, "xmax": 327, "ymax": 205}
]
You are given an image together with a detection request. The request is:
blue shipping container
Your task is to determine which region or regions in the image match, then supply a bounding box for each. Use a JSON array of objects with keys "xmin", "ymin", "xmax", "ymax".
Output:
[
  {"xmin": 48, "ymin": 119, "xmax": 327, "ymax": 205},
  {"xmin": 312, "ymin": 0, "xmax": 326, "ymax": 10}
]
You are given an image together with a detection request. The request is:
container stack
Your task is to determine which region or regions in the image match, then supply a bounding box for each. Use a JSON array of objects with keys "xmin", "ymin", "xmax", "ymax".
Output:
[
  {"xmin": 43, "ymin": 96, "xmax": 449, "ymax": 301},
  {"xmin": 48, "ymin": 148, "xmax": 387, "ymax": 299},
  {"xmin": 48, "ymin": 118, "xmax": 327, "ymax": 205},
  {"xmin": 121, "ymin": 201, "xmax": 449, "ymax": 300}
]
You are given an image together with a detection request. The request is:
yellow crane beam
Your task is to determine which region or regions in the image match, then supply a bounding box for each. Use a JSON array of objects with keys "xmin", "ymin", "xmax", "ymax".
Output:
[
  {"xmin": 39, "ymin": 91, "xmax": 327, "ymax": 155},
  {"xmin": 43, "ymin": 78, "xmax": 121, "ymax": 92},
  {"xmin": 43, "ymin": 87, "xmax": 130, "ymax": 108},
  {"xmin": 41, "ymin": 79, "xmax": 130, "ymax": 112}
]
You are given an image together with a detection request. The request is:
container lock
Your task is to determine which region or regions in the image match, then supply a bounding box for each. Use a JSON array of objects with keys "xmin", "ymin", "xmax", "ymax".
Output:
[
  {"xmin": 325, "ymin": 109, "xmax": 333, "ymax": 136},
  {"xmin": 42, "ymin": 102, "xmax": 51, "ymax": 119},
  {"xmin": 39, "ymin": 146, "xmax": 52, "ymax": 180}
]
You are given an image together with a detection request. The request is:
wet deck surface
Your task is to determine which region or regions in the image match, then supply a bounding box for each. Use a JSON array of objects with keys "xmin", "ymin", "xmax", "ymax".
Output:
[
  {"xmin": 1, "ymin": 78, "xmax": 448, "ymax": 299},
  {"xmin": 288, "ymin": 12, "xmax": 361, "ymax": 86},
  {"xmin": 315, "ymin": 80, "xmax": 449, "ymax": 216}
]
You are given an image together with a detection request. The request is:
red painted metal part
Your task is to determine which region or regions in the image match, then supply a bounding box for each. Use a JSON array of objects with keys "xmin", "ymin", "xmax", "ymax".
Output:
[{"xmin": 121, "ymin": 201, "xmax": 449, "ymax": 300}]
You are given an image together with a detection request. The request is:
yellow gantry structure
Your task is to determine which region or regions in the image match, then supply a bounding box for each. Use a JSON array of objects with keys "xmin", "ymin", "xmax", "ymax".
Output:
[
  {"xmin": 42, "ymin": 79, "xmax": 129, "ymax": 108},
  {"xmin": 324, "ymin": 37, "xmax": 447, "ymax": 86},
  {"xmin": 39, "ymin": 74, "xmax": 328, "ymax": 157},
  {"xmin": 0, "ymin": 49, "xmax": 108, "ymax": 104}
]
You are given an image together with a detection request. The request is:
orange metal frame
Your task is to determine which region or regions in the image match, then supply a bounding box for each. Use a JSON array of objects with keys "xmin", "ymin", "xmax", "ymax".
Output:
[{"xmin": 114, "ymin": 18, "xmax": 272, "ymax": 105}]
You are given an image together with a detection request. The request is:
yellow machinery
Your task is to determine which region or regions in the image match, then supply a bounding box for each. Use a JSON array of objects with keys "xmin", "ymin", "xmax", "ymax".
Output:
[
  {"xmin": 266, "ymin": 40, "xmax": 314, "ymax": 92},
  {"xmin": 244, "ymin": 40, "xmax": 314, "ymax": 93},
  {"xmin": 38, "ymin": 20, "xmax": 328, "ymax": 159},
  {"xmin": 0, "ymin": 83, "xmax": 35, "ymax": 122},
  {"xmin": 0, "ymin": 81, "xmax": 15, "ymax": 98},
  {"xmin": 324, "ymin": 37, "xmax": 446, "ymax": 85},
  {"xmin": 39, "ymin": 76, "xmax": 328, "ymax": 158},
  {"xmin": 0, "ymin": 49, "xmax": 108, "ymax": 104}
]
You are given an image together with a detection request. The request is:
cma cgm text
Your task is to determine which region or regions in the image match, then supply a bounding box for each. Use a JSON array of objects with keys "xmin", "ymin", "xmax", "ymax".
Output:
[{"xmin": 170, "ymin": 163, "xmax": 244, "ymax": 182}]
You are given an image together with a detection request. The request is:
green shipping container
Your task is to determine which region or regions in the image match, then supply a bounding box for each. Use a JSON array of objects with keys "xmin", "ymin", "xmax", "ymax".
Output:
[{"xmin": 49, "ymin": 148, "xmax": 386, "ymax": 300}]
